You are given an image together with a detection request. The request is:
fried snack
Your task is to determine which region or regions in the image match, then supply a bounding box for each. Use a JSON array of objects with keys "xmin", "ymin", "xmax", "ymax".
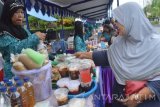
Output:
[
  {"xmin": 18, "ymin": 54, "xmax": 41, "ymax": 70},
  {"xmin": 13, "ymin": 61, "xmax": 27, "ymax": 71}
]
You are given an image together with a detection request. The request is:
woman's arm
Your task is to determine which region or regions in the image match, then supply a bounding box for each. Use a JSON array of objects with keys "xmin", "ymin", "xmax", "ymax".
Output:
[
  {"xmin": 75, "ymin": 50, "xmax": 110, "ymax": 66},
  {"xmin": 92, "ymin": 50, "xmax": 110, "ymax": 66},
  {"xmin": 0, "ymin": 33, "xmax": 40, "ymax": 53},
  {"xmin": 119, "ymin": 81, "xmax": 158, "ymax": 107}
]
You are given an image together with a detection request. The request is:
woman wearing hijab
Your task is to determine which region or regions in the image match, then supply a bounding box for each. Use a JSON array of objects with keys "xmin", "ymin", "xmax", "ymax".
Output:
[
  {"xmin": 0, "ymin": 0, "xmax": 45, "ymax": 79},
  {"xmin": 75, "ymin": 2, "xmax": 160, "ymax": 107},
  {"xmin": 74, "ymin": 21, "xmax": 87, "ymax": 52}
]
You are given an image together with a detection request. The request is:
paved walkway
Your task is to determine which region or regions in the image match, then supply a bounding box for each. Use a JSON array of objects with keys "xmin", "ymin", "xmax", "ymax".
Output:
[{"xmin": 154, "ymin": 24, "xmax": 160, "ymax": 33}]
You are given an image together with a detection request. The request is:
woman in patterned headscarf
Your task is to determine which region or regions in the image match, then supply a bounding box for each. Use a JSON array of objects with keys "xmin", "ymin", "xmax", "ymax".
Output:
[{"xmin": 0, "ymin": 0, "xmax": 46, "ymax": 79}]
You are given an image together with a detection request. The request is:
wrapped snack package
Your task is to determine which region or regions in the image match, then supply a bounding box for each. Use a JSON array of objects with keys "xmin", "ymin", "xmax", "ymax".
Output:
[
  {"xmin": 18, "ymin": 54, "xmax": 41, "ymax": 70},
  {"xmin": 13, "ymin": 61, "xmax": 27, "ymax": 71},
  {"xmin": 67, "ymin": 80, "xmax": 80, "ymax": 94},
  {"xmin": 22, "ymin": 48, "xmax": 45, "ymax": 66},
  {"xmin": 68, "ymin": 63, "xmax": 80, "ymax": 80},
  {"xmin": 54, "ymin": 88, "xmax": 69, "ymax": 106},
  {"xmin": 56, "ymin": 78, "xmax": 70, "ymax": 88},
  {"xmin": 68, "ymin": 98, "xmax": 86, "ymax": 107}
]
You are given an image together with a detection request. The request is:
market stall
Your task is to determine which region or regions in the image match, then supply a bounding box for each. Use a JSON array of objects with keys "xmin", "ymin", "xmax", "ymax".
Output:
[{"xmin": 0, "ymin": 0, "xmax": 114, "ymax": 106}]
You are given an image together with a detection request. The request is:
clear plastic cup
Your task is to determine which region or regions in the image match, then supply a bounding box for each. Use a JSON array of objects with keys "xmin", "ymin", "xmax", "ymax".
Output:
[
  {"xmin": 79, "ymin": 63, "xmax": 92, "ymax": 92},
  {"xmin": 56, "ymin": 78, "xmax": 70, "ymax": 88},
  {"xmin": 54, "ymin": 88, "xmax": 69, "ymax": 106},
  {"xmin": 67, "ymin": 80, "xmax": 80, "ymax": 94},
  {"xmin": 68, "ymin": 63, "xmax": 80, "ymax": 80},
  {"xmin": 57, "ymin": 63, "xmax": 69, "ymax": 77}
]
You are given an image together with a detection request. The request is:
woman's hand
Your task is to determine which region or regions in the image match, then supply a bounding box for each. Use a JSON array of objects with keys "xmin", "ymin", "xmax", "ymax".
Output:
[
  {"xmin": 35, "ymin": 32, "xmax": 46, "ymax": 41},
  {"xmin": 117, "ymin": 94, "xmax": 139, "ymax": 107},
  {"xmin": 118, "ymin": 86, "xmax": 155, "ymax": 107},
  {"xmin": 74, "ymin": 52, "xmax": 93, "ymax": 59}
]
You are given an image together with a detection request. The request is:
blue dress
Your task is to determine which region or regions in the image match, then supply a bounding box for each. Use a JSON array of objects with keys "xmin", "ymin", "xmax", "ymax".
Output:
[
  {"xmin": 74, "ymin": 36, "xmax": 87, "ymax": 52},
  {"xmin": 0, "ymin": 29, "xmax": 39, "ymax": 79}
]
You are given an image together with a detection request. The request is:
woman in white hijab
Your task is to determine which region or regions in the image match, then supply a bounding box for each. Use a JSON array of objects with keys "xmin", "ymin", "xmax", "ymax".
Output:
[{"xmin": 75, "ymin": 2, "xmax": 160, "ymax": 107}]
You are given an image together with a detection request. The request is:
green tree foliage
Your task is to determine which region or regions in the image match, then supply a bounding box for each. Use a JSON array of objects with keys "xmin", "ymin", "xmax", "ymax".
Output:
[
  {"xmin": 144, "ymin": 0, "xmax": 160, "ymax": 18},
  {"xmin": 28, "ymin": 15, "xmax": 74, "ymax": 31}
]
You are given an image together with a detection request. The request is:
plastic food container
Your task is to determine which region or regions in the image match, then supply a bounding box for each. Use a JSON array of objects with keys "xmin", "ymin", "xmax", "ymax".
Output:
[
  {"xmin": 54, "ymin": 88, "xmax": 69, "ymax": 106},
  {"xmin": 56, "ymin": 78, "xmax": 70, "ymax": 88},
  {"xmin": 57, "ymin": 63, "xmax": 69, "ymax": 77},
  {"xmin": 68, "ymin": 80, "xmax": 97, "ymax": 99},
  {"xmin": 68, "ymin": 80, "xmax": 80, "ymax": 94},
  {"xmin": 68, "ymin": 63, "xmax": 80, "ymax": 80}
]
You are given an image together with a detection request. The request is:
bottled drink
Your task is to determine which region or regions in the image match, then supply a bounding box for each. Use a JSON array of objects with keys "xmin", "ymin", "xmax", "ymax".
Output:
[
  {"xmin": 3, "ymin": 78, "xmax": 9, "ymax": 86},
  {"xmin": 10, "ymin": 86, "xmax": 22, "ymax": 107},
  {"xmin": 0, "ymin": 86, "xmax": 11, "ymax": 107},
  {"xmin": 14, "ymin": 76, "xmax": 20, "ymax": 84},
  {"xmin": 16, "ymin": 81, "xmax": 28, "ymax": 107},
  {"xmin": 23, "ymin": 77, "xmax": 35, "ymax": 107},
  {"xmin": 6, "ymin": 81, "xmax": 13, "ymax": 94}
]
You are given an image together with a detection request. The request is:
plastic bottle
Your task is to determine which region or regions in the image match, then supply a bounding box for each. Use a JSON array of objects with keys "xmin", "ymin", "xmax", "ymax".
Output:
[
  {"xmin": 10, "ymin": 86, "xmax": 22, "ymax": 107},
  {"xmin": 23, "ymin": 77, "xmax": 35, "ymax": 107},
  {"xmin": 13, "ymin": 76, "xmax": 20, "ymax": 85},
  {"xmin": 3, "ymin": 78, "xmax": 9, "ymax": 86},
  {"xmin": 0, "ymin": 86, "xmax": 11, "ymax": 107},
  {"xmin": 16, "ymin": 81, "xmax": 28, "ymax": 107},
  {"xmin": 6, "ymin": 81, "xmax": 13, "ymax": 94}
]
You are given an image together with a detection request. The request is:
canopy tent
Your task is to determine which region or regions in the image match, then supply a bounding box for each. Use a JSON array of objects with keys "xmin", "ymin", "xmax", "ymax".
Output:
[
  {"xmin": 23, "ymin": 0, "xmax": 113, "ymax": 21},
  {"xmin": 46, "ymin": 0, "xmax": 113, "ymax": 20},
  {"xmin": 27, "ymin": 7, "xmax": 57, "ymax": 21},
  {"xmin": 20, "ymin": 0, "xmax": 113, "ymax": 38}
]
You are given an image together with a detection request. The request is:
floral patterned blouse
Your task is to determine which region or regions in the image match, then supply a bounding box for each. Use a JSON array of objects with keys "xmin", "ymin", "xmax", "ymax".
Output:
[
  {"xmin": 0, "ymin": 29, "xmax": 39, "ymax": 79},
  {"xmin": 74, "ymin": 35, "xmax": 87, "ymax": 52}
]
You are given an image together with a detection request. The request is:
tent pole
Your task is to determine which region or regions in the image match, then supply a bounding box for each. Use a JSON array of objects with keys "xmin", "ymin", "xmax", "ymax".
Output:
[
  {"xmin": 117, "ymin": 0, "xmax": 119, "ymax": 6},
  {"xmin": 61, "ymin": 15, "xmax": 64, "ymax": 39},
  {"xmin": 23, "ymin": 0, "xmax": 30, "ymax": 30}
]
